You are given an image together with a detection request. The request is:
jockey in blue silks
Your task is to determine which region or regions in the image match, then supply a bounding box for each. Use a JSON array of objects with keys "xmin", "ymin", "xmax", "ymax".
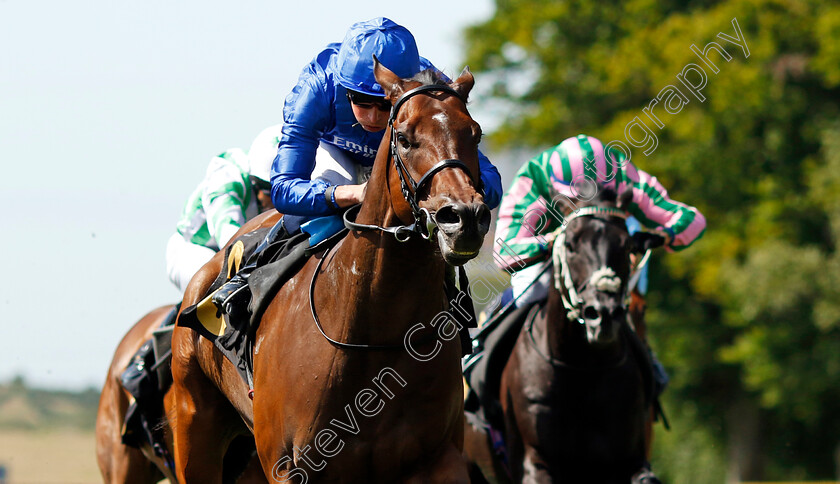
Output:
[{"xmin": 213, "ymin": 17, "xmax": 503, "ymax": 309}]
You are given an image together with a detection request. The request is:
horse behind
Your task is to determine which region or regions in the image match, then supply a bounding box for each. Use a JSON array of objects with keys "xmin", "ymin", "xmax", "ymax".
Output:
[
  {"xmin": 168, "ymin": 59, "xmax": 491, "ymax": 483},
  {"xmin": 95, "ymin": 304, "xmax": 267, "ymax": 483},
  {"xmin": 96, "ymin": 305, "xmax": 175, "ymax": 483},
  {"xmin": 465, "ymin": 189, "xmax": 658, "ymax": 483}
]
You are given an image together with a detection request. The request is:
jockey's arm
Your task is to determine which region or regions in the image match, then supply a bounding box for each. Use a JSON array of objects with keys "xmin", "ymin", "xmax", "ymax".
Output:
[
  {"xmin": 478, "ymin": 149, "xmax": 502, "ymax": 209},
  {"xmin": 270, "ymin": 68, "xmax": 340, "ymax": 217},
  {"xmin": 621, "ymin": 163, "xmax": 706, "ymax": 251},
  {"xmin": 493, "ymin": 159, "xmax": 559, "ymax": 272},
  {"xmin": 332, "ymin": 183, "xmax": 366, "ymax": 208},
  {"xmin": 202, "ymin": 152, "xmax": 251, "ymax": 248}
]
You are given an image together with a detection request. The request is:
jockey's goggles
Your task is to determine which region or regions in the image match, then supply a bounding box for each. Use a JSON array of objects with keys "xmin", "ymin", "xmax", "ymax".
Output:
[{"xmin": 346, "ymin": 90, "xmax": 391, "ymax": 112}]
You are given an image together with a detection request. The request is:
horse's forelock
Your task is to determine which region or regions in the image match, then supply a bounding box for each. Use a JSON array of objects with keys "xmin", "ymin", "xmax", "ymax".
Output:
[
  {"xmin": 408, "ymin": 68, "xmax": 448, "ymax": 86},
  {"xmin": 582, "ymin": 188, "xmax": 618, "ymax": 207}
]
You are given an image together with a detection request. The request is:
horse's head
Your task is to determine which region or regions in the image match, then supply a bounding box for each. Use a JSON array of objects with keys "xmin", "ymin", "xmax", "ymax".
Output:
[
  {"xmin": 553, "ymin": 189, "xmax": 634, "ymax": 345},
  {"xmin": 371, "ymin": 58, "xmax": 490, "ymax": 265}
]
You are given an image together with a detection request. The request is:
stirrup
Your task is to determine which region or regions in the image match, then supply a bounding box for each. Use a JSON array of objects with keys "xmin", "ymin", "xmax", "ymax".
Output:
[{"xmin": 211, "ymin": 276, "xmax": 250, "ymax": 312}]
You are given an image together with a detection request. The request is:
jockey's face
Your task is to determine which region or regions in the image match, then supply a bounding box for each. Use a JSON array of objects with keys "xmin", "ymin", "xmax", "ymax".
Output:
[
  {"xmin": 256, "ymin": 189, "xmax": 273, "ymax": 213},
  {"xmin": 347, "ymin": 90, "xmax": 390, "ymax": 132},
  {"xmin": 350, "ymin": 103, "xmax": 389, "ymax": 132}
]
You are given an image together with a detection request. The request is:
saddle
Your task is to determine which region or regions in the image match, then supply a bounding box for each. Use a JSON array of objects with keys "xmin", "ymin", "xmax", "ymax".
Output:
[
  {"xmin": 119, "ymin": 217, "xmax": 348, "ymax": 461},
  {"xmin": 177, "ymin": 219, "xmax": 348, "ymax": 387},
  {"xmin": 464, "ymin": 299, "xmax": 538, "ymax": 431}
]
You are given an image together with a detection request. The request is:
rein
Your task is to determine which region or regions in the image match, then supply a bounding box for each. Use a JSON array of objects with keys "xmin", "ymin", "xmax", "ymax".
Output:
[
  {"xmin": 551, "ymin": 206, "xmax": 629, "ymax": 324},
  {"xmin": 313, "ymin": 83, "xmax": 482, "ymax": 351},
  {"xmin": 343, "ymin": 84, "xmax": 481, "ymax": 241},
  {"xmin": 308, "ymin": 238, "xmax": 459, "ymax": 351},
  {"xmin": 309, "ymin": 241, "xmax": 404, "ymax": 351}
]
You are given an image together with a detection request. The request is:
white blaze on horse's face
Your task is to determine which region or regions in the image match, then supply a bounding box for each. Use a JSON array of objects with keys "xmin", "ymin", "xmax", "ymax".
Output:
[
  {"xmin": 411, "ymin": 99, "xmax": 488, "ymax": 266},
  {"xmin": 372, "ymin": 59, "xmax": 488, "ymax": 265},
  {"xmin": 590, "ymin": 267, "xmax": 622, "ymax": 293}
]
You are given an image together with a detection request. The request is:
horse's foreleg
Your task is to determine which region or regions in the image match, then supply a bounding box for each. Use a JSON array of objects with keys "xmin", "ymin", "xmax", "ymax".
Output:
[
  {"xmin": 403, "ymin": 443, "xmax": 470, "ymax": 484},
  {"xmin": 520, "ymin": 446, "xmax": 554, "ymax": 484},
  {"xmin": 96, "ymin": 405, "xmax": 161, "ymax": 484}
]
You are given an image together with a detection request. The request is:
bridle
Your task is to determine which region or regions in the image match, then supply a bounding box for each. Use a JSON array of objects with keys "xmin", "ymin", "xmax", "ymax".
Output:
[
  {"xmin": 313, "ymin": 83, "xmax": 484, "ymax": 351},
  {"xmin": 343, "ymin": 83, "xmax": 483, "ymax": 242},
  {"xmin": 551, "ymin": 206, "xmax": 631, "ymax": 324}
]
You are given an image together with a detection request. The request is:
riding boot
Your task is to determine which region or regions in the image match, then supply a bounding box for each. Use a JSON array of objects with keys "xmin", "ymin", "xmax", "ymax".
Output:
[{"xmin": 212, "ymin": 217, "xmax": 297, "ymax": 316}]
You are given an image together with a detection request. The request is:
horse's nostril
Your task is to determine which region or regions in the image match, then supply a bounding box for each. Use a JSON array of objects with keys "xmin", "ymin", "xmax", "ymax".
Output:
[
  {"xmin": 583, "ymin": 306, "xmax": 600, "ymax": 321},
  {"xmin": 435, "ymin": 205, "xmax": 462, "ymax": 226},
  {"xmin": 476, "ymin": 204, "xmax": 491, "ymax": 229}
]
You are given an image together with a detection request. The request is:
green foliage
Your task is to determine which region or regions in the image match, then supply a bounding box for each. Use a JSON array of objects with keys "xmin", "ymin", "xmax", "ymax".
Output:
[
  {"xmin": 465, "ymin": 0, "xmax": 840, "ymax": 478},
  {"xmin": 651, "ymin": 399, "xmax": 727, "ymax": 484}
]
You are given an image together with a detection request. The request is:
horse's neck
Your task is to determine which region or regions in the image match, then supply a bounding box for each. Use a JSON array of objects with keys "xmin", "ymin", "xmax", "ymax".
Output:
[
  {"xmin": 542, "ymin": 288, "xmax": 579, "ymax": 354},
  {"xmin": 328, "ymin": 181, "xmax": 447, "ymax": 344}
]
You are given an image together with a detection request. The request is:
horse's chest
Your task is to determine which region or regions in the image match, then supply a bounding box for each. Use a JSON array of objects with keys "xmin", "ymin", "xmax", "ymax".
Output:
[
  {"xmin": 515, "ymin": 357, "xmax": 647, "ymax": 466},
  {"xmin": 284, "ymin": 353, "xmax": 463, "ymax": 480}
]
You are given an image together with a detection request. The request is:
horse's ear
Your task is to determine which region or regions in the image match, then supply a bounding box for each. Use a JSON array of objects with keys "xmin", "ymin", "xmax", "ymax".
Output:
[
  {"xmin": 451, "ymin": 66, "xmax": 475, "ymax": 101},
  {"xmin": 373, "ymin": 55, "xmax": 406, "ymax": 101},
  {"xmin": 618, "ymin": 188, "xmax": 634, "ymax": 211}
]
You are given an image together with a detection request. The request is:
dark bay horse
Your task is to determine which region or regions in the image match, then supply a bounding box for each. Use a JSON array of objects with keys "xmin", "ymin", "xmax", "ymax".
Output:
[
  {"xmin": 465, "ymin": 190, "xmax": 658, "ymax": 484},
  {"xmin": 169, "ymin": 60, "xmax": 490, "ymax": 483}
]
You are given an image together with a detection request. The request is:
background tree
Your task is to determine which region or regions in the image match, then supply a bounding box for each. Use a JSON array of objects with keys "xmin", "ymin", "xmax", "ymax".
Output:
[{"xmin": 463, "ymin": 0, "xmax": 840, "ymax": 481}]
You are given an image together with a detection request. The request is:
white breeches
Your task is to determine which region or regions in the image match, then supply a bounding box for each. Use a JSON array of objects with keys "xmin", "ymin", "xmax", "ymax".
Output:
[
  {"xmin": 313, "ymin": 141, "xmax": 368, "ymax": 186},
  {"xmin": 165, "ymin": 233, "xmax": 217, "ymax": 294},
  {"xmin": 510, "ymin": 260, "xmax": 551, "ymax": 308}
]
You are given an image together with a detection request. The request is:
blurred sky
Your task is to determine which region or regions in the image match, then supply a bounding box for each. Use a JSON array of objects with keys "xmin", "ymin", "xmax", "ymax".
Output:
[{"xmin": 0, "ymin": 0, "xmax": 499, "ymax": 390}]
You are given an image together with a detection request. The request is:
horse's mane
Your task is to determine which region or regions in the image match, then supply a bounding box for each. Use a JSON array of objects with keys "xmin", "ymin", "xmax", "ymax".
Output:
[
  {"xmin": 579, "ymin": 187, "xmax": 618, "ymax": 207},
  {"xmin": 593, "ymin": 188, "xmax": 617, "ymax": 204},
  {"xmin": 409, "ymin": 68, "xmax": 448, "ymax": 86}
]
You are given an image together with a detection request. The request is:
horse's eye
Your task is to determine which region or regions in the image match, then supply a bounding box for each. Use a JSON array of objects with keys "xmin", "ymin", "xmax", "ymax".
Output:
[
  {"xmin": 397, "ymin": 133, "xmax": 411, "ymax": 149},
  {"xmin": 564, "ymin": 238, "xmax": 574, "ymax": 252}
]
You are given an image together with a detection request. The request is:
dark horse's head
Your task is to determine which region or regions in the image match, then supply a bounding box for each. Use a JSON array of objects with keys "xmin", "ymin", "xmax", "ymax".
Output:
[
  {"xmin": 372, "ymin": 59, "xmax": 490, "ymax": 265},
  {"xmin": 553, "ymin": 189, "xmax": 634, "ymax": 345}
]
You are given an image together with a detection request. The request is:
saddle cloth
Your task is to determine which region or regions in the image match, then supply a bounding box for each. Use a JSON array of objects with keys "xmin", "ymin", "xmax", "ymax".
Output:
[{"xmin": 177, "ymin": 218, "xmax": 348, "ymax": 386}]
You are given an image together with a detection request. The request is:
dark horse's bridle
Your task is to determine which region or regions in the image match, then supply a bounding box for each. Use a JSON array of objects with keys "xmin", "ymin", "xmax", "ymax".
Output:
[
  {"xmin": 313, "ymin": 84, "xmax": 483, "ymax": 351},
  {"xmin": 343, "ymin": 83, "xmax": 483, "ymax": 242}
]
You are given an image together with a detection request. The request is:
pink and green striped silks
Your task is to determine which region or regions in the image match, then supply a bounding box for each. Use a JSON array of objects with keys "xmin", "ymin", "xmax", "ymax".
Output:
[{"xmin": 494, "ymin": 134, "xmax": 706, "ymax": 271}]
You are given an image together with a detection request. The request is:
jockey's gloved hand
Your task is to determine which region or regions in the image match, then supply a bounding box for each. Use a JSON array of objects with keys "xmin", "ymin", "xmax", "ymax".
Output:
[{"xmin": 631, "ymin": 231, "xmax": 666, "ymax": 253}]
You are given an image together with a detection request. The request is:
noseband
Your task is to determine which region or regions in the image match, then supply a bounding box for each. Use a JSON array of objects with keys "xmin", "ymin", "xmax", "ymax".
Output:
[
  {"xmin": 552, "ymin": 206, "xmax": 629, "ymax": 324},
  {"xmin": 344, "ymin": 84, "xmax": 482, "ymax": 241}
]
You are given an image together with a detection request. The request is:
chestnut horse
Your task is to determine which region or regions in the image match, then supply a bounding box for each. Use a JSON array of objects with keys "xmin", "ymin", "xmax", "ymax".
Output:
[
  {"xmin": 96, "ymin": 305, "xmax": 266, "ymax": 483},
  {"xmin": 96, "ymin": 305, "xmax": 175, "ymax": 483},
  {"xmin": 169, "ymin": 60, "xmax": 490, "ymax": 483},
  {"xmin": 465, "ymin": 190, "xmax": 659, "ymax": 484}
]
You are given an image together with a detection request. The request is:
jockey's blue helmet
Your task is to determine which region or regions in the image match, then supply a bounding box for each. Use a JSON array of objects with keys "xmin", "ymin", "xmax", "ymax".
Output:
[{"xmin": 334, "ymin": 17, "xmax": 420, "ymax": 97}]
